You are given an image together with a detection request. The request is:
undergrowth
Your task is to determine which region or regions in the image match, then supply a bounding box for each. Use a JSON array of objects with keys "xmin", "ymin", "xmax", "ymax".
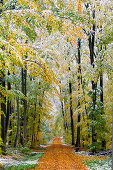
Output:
[
  {"xmin": 83, "ymin": 157, "xmax": 112, "ymax": 170},
  {"xmin": 2, "ymin": 147, "xmax": 45, "ymax": 170}
]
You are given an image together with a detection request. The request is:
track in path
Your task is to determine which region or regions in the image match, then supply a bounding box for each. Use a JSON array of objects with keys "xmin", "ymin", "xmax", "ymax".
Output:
[{"xmin": 34, "ymin": 137, "xmax": 87, "ymax": 170}]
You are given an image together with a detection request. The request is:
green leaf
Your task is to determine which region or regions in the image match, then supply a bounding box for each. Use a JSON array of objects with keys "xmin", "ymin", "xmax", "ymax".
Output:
[
  {"xmin": 46, "ymin": 22, "xmax": 52, "ymax": 35},
  {"xmin": 22, "ymin": 26, "xmax": 37, "ymax": 41}
]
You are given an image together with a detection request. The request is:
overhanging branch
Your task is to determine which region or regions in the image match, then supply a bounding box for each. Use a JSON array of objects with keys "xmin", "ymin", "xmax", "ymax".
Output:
[{"xmin": 22, "ymin": 58, "xmax": 43, "ymax": 68}]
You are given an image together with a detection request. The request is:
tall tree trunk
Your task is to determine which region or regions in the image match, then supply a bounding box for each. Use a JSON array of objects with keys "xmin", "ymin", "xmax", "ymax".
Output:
[
  {"xmin": 60, "ymin": 83, "xmax": 66, "ymax": 131},
  {"xmin": 0, "ymin": 72, "xmax": 6, "ymax": 153},
  {"xmin": 100, "ymin": 71, "xmax": 103, "ymax": 103},
  {"xmin": 76, "ymin": 38, "xmax": 82, "ymax": 151},
  {"xmin": 99, "ymin": 45, "xmax": 106, "ymax": 150},
  {"xmin": 100, "ymin": 70, "xmax": 106, "ymax": 150},
  {"xmin": 24, "ymin": 68, "xmax": 27, "ymax": 146},
  {"xmin": 22, "ymin": 65, "xmax": 27, "ymax": 146},
  {"xmin": 14, "ymin": 98, "xmax": 19, "ymax": 147},
  {"xmin": 37, "ymin": 108, "xmax": 40, "ymax": 145},
  {"xmin": 37, "ymin": 82, "xmax": 41, "ymax": 144},
  {"xmin": 88, "ymin": 9, "xmax": 97, "ymax": 153},
  {"xmin": 20, "ymin": 109, "xmax": 23, "ymax": 145},
  {"xmin": 31, "ymin": 103, "xmax": 37, "ymax": 146},
  {"xmin": 0, "ymin": 0, "xmax": 6, "ymax": 154},
  {"xmin": 69, "ymin": 67, "xmax": 75, "ymax": 145},
  {"xmin": 5, "ymin": 71, "xmax": 11, "ymax": 143},
  {"xmin": 61, "ymin": 100, "xmax": 66, "ymax": 131},
  {"xmin": 21, "ymin": 68, "xmax": 24, "ymax": 145}
]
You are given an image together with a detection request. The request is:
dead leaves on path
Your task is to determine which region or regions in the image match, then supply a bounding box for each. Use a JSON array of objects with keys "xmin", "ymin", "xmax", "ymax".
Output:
[
  {"xmin": 35, "ymin": 137, "xmax": 87, "ymax": 170},
  {"xmin": 33, "ymin": 137, "xmax": 107, "ymax": 170}
]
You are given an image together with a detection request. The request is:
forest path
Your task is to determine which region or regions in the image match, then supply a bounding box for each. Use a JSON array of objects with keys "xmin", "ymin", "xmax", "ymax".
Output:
[{"xmin": 34, "ymin": 137, "xmax": 87, "ymax": 170}]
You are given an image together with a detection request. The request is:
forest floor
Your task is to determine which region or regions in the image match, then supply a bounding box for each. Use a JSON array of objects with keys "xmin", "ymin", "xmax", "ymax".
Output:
[
  {"xmin": 32, "ymin": 137, "xmax": 111, "ymax": 170},
  {"xmin": 0, "ymin": 137, "xmax": 112, "ymax": 170},
  {"xmin": 0, "ymin": 147, "xmax": 45, "ymax": 169}
]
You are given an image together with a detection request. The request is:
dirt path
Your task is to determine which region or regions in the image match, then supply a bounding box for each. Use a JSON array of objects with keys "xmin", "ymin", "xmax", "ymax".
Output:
[{"xmin": 34, "ymin": 137, "xmax": 87, "ymax": 170}]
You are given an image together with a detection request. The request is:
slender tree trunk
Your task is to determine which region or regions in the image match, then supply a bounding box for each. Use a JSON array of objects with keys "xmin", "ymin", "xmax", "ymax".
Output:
[
  {"xmin": 99, "ymin": 44, "xmax": 106, "ymax": 150},
  {"xmin": 64, "ymin": 107, "xmax": 68, "ymax": 133},
  {"xmin": 60, "ymin": 84, "xmax": 66, "ymax": 131},
  {"xmin": 37, "ymin": 82, "xmax": 41, "ymax": 144},
  {"xmin": 61, "ymin": 100, "xmax": 66, "ymax": 131},
  {"xmin": 100, "ymin": 70, "xmax": 106, "ymax": 150},
  {"xmin": 1, "ymin": 72, "xmax": 6, "ymax": 153},
  {"xmin": 100, "ymin": 45, "xmax": 103, "ymax": 105},
  {"xmin": 5, "ymin": 71, "xmax": 11, "ymax": 142},
  {"xmin": 76, "ymin": 38, "xmax": 82, "ymax": 151},
  {"xmin": 14, "ymin": 98, "xmax": 19, "ymax": 147},
  {"xmin": 20, "ymin": 109, "xmax": 23, "ymax": 145},
  {"xmin": 34, "ymin": 103, "xmax": 37, "ymax": 143},
  {"xmin": 0, "ymin": 0, "xmax": 6, "ymax": 154},
  {"xmin": 8, "ymin": 104, "xmax": 14, "ymax": 146},
  {"xmin": 32, "ymin": 103, "xmax": 36, "ymax": 146},
  {"xmin": 37, "ymin": 111, "xmax": 40, "ymax": 144},
  {"xmin": 82, "ymin": 81, "xmax": 90, "ymax": 143},
  {"xmin": 22, "ymin": 65, "xmax": 27, "ymax": 146},
  {"xmin": 8, "ymin": 119, "xmax": 12, "ymax": 146},
  {"xmin": 88, "ymin": 9, "xmax": 97, "ymax": 153},
  {"xmin": 24, "ymin": 68, "xmax": 27, "ymax": 146},
  {"xmin": 100, "ymin": 71, "xmax": 103, "ymax": 103},
  {"xmin": 21, "ymin": 68, "xmax": 24, "ymax": 145},
  {"xmin": 69, "ymin": 68, "xmax": 75, "ymax": 145}
]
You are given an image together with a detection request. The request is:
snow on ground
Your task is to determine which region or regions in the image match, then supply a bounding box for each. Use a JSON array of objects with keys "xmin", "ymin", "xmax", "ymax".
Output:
[
  {"xmin": 0, "ymin": 157, "xmax": 18, "ymax": 165},
  {"xmin": 0, "ymin": 156, "xmax": 39, "ymax": 168}
]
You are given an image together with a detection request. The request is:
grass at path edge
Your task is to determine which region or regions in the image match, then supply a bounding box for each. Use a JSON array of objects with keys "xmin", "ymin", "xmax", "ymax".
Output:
[
  {"xmin": 83, "ymin": 157, "xmax": 112, "ymax": 170},
  {"xmin": 1, "ymin": 147, "xmax": 45, "ymax": 170}
]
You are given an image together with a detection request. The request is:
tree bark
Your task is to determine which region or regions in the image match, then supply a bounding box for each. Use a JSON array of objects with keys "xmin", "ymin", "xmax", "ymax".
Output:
[
  {"xmin": 69, "ymin": 68, "xmax": 75, "ymax": 145},
  {"xmin": 22, "ymin": 65, "xmax": 27, "ymax": 146},
  {"xmin": 0, "ymin": 0, "xmax": 6, "ymax": 154},
  {"xmin": 0, "ymin": 72, "xmax": 6, "ymax": 153},
  {"xmin": 14, "ymin": 98, "xmax": 19, "ymax": 147},
  {"xmin": 61, "ymin": 100, "xmax": 66, "ymax": 131},
  {"xmin": 99, "ymin": 44, "xmax": 106, "ymax": 150},
  {"xmin": 88, "ymin": 9, "xmax": 97, "ymax": 153},
  {"xmin": 5, "ymin": 71, "xmax": 11, "ymax": 142},
  {"xmin": 60, "ymin": 83, "xmax": 66, "ymax": 131},
  {"xmin": 24, "ymin": 68, "xmax": 27, "ymax": 146},
  {"xmin": 76, "ymin": 38, "xmax": 82, "ymax": 151}
]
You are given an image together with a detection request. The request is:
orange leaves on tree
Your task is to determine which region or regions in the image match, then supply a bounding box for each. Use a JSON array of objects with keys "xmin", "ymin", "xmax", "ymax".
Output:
[{"xmin": 78, "ymin": 0, "xmax": 82, "ymax": 12}]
